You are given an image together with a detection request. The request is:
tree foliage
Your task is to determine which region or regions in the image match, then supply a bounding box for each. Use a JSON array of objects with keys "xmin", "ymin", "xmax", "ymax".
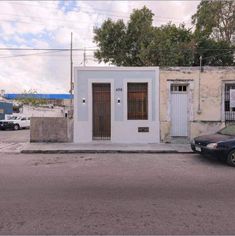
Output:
[
  {"xmin": 147, "ymin": 24, "xmax": 195, "ymax": 66},
  {"xmin": 94, "ymin": 5, "xmax": 234, "ymax": 66},
  {"xmin": 192, "ymin": 0, "xmax": 235, "ymax": 43},
  {"xmin": 15, "ymin": 89, "xmax": 46, "ymax": 106},
  {"xmin": 94, "ymin": 7, "xmax": 155, "ymax": 66},
  {"xmin": 194, "ymin": 39, "xmax": 234, "ymax": 66}
]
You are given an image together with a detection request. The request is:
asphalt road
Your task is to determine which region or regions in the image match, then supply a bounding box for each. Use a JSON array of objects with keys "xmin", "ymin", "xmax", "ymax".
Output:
[
  {"xmin": 0, "ymin": 153, "xmax": 234, "ymax": 235},
  {"xmin": 0, "ymin": 129, "xmax": 29, "ymax": 143}
]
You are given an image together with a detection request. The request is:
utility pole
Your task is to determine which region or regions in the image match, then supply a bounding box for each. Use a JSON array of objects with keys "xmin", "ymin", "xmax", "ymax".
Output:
[
  {"xmin": 70, "ymin": 32, "xmax": 73, "ymax": 110},
  {"xmin": 197, "ymin": 55, "xmax": 202, "ymax": 114},
  {"xmin": 83, "ymin": 48, "xmax": 87, "ymax": 66}
]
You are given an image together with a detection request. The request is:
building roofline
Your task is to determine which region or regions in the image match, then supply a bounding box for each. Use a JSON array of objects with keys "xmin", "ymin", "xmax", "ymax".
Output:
[
  {"xmin": 75, "ymin": 66, "xmax": 159, "ymax": 71},
  {"xmin": 3, "ymin": 94, "xmax": 73, "ymax": 100}
]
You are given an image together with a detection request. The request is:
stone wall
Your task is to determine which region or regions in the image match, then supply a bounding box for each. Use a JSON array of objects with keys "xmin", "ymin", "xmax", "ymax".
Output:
[
  {"xmin": 159, "ymin": 67, "xmax": 235, "ymax": 142},
  {"xmin": 30, "ymin": 117, "xmax": 73, "ymax": 142}
]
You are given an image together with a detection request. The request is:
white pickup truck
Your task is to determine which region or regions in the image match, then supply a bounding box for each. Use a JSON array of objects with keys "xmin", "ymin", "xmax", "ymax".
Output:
[{"xmin": 0, "ymin": 116, "xmax": 30, "ymax": 130}]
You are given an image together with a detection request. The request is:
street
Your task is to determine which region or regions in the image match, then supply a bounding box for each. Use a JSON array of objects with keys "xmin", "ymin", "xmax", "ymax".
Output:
[
  {"xmin": 0, "ymin": 152, "xmax": 234, "ymax": 235},
  {"xmin": 0, "ymin": 129, "xmax": 29, "ymax": 143},
  {"xmin": 0, "ymin": 130, "xmax": 29, "ymax": 153}
]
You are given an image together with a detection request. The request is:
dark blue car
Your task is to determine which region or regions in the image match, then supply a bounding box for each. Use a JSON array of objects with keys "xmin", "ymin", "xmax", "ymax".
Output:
[{"xmin": 191, "ymin": 124, "xmax": 235, "ymax": 167}]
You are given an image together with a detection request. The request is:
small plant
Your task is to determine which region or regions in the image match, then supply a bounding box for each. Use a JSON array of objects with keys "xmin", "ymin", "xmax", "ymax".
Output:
[{"xmin": 16, "ymin": 89, "xmax": 46, "ymax": 106}]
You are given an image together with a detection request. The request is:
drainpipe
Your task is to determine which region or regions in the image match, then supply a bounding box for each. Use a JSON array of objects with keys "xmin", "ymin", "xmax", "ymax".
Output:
[
  {"xmin": 69, "ymin": 32, "xmax": 73, "ymax": 119},
  {"xmin": 197, "ymin": 56, "xmax": 202, "ymax": 114}
]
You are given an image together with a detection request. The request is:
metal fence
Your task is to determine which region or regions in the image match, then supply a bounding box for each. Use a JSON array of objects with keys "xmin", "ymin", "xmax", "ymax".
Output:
[{"xmin": 225, "ymin": 83, "xmax": 235, "ymax": 123}]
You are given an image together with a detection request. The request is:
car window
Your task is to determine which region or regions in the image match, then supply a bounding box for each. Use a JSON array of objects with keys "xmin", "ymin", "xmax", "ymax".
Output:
[
  {"xmin": 218, "ymin": 125, "xmax": 235, "ymax": 136},
  {"xmin": 9, "ymin": 117, "xmax": 17, "ymax": 120},
  {"xmin": 21, "ymin": 118, "xmax": 26, "ymax": 120}
]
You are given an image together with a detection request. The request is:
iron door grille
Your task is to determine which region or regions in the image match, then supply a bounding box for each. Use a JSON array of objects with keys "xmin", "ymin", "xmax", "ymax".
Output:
[
  {"xmin": 92, "ymin": 83, "xmax": 111, "ymax": 140},
  {"xmin": 225, "ymin": 83, "xmax": 235, "ymax": 123}
]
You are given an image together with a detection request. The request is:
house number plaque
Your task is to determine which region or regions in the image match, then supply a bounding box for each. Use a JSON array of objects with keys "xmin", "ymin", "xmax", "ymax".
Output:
[{"xmin": 138, "ymin": 127, "xmax": 149, "ymax": 132}]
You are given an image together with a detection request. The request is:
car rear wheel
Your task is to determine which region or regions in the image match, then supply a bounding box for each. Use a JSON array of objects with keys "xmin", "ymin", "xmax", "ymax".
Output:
[
  {"xmin": 13, "ymin": 124, "xmax": 20, "ymax": 131},
  {"xmin": 227, "ymin": 150, "xmax": 235, "ymax": 167}
]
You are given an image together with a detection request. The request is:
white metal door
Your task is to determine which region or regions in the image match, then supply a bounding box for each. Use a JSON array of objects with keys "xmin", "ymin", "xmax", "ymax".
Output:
[{"xmin": 171, "ymin": 87, "xmax": 188, "ymax": 136}]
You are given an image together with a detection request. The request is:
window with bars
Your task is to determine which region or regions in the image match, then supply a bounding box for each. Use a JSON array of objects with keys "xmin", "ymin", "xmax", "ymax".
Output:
[
  {"xmin": 127, "ymin": 83, "xmax": 148, "ymax": 120},
  {"xmin": 171, "ymin": 84, "xmax": 187, "ymax": 92},
  {"xmin": 225, "ymin": 84, "xmax": 235, "ymax": 122}
]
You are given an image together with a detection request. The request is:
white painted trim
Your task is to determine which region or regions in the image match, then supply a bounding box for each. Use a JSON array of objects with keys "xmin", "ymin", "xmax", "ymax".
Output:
[
  {"xmin": 88, "ymin": 79, "xmax": 114, "ymax": 140},
  {"xmin": 221, "ymin": 81, "xmax": 225, "ymax": 122},
  {"xmin": 75, "ymin": 66, "xmax": 159, "ymax": 71},
  {"xmin": 73, "ymin": 68, "xmax": 78, "ymax": 122},
  {"xmin": 221, "ymin": 80, "xmax": 235, "ymax": 122},
  {"xmin": 155, "ymin": 69, "xmax": 160, "ymax": 142},
  {"xmin": 168, "ymin": 80, "xmax": 194, "ymax": 138},
  {"xmin": 123, "ymin": 78, "xmax": 153, "ymax": 122}
]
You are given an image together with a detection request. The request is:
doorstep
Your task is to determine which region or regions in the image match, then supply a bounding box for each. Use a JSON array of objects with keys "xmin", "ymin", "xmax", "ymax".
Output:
[{"xmin": 21, "ymin": 142, "xmax": 193, "ymax": 154}]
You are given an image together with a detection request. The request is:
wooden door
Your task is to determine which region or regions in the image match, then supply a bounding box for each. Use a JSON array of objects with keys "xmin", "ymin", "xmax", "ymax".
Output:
[{"xmin": 92, "ymin": 83, "xmax": 111, "ymax": 140}]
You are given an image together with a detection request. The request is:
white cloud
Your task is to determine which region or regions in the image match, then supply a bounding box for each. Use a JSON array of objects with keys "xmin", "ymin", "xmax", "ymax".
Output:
[{"xmin": 0, "ymin": 0, "xmax": 200, "ymax": 93}]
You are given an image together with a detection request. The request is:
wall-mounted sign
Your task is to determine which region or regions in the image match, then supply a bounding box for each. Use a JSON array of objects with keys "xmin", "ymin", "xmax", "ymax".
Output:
[
  {"xmin": 0, "ymin": 109, "xmax": 4, "ymax": 114},
  {"xmin": 230, "ymin": 89, "xmax": 235, "ymax": 108},
  {"xmin": 138, "ymin": 127, "xmax": 149, "ymax": 132},
  {"xmin": 116, "ymin": 88, "xmax": 122, "ymax": 92}
]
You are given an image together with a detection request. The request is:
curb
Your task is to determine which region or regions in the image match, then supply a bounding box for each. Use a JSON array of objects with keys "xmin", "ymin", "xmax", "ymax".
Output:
[{"xmin": 21, "ymin": 149, "xmax": 194, "ymax": 154}]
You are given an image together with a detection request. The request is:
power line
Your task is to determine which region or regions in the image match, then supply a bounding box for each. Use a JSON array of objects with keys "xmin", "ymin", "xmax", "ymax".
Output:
[
  {"xmin": 0, "ymin": 46, "xmax": 233, "ymax": 59},
  {"xmin": 202, "ymin": 51, "xmax": 235, "ymax": 61},
  {"xmin": 0, "ymin": 15, "xmax": 191, "ymax": 30},
  {"xmin": 0, "ymin": 47, "xmax": 234, "ymax": 51},
  {"xmin": 0, "ymin": 48, "xmax": 97, "ymax": 51},
  {"xmin": 0, "ymin": 18, "xmax": 96, "ymax": 30},
  {"xmin": 0, "ymin": 11, "xmax": 191, "ymax": 23},
  {"xmin": 0, "ymin": 49, "xmax": 65, "ymax": 59},
  {"xmin": 0, "ymin": 1, "xmax": 192, "ymax": 23}
]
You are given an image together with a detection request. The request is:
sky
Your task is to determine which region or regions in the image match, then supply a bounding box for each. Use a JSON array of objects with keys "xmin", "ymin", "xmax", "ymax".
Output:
[{"xmin": 0, "ymin": 0, "xmax": 200, "ymax": 94}]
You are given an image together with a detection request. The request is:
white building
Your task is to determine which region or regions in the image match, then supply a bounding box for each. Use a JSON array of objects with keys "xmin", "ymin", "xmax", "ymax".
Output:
[
  {"xmin": 20, "ymin": 105, "xmax": 67, "ymax": 118},
  {"xmin": 74, "ymin": 67, "xmax": 160, "ymax": 143}
]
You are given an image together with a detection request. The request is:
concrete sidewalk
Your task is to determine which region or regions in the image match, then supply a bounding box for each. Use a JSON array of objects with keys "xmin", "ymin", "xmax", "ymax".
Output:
[{"xmin": 21, "ymin": 142, "xmax": 193, "ymax": 154}]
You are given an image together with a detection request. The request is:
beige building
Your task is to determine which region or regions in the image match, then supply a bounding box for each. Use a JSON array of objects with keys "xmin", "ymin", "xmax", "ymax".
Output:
[
  {"xmin": 160, "ymin": 67, "xmax": 235, "ymax": 142},
  {"xmin": 29, "ymin": 66, "xmax": 235, "ymax": 144}
]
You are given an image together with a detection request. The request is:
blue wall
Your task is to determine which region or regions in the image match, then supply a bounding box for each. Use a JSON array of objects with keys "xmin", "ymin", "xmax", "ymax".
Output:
[
  {"xmin": 3, "ymin": 94, "xmax": 73, "ymax": 100},
  {"xmin": 0, "ymin": 102, "xmax": 13, "ymax": 120}
]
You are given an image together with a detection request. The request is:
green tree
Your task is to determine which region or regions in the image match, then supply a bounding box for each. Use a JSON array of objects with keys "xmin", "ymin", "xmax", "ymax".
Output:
[
  {"xmin": 16, "ymin": 89, "xmax": 46, "ymax": 106},
  {"xmin": 194, "ymin": 39, "xmax": 234, "ymax": 66},
  {"xmin": 94, "ymin": 18, "xmax": 127, "ymax": 65},
  {"xmin": 192, "ymin": 0, "xmax": 235, "ymax": 43},
  {"xmin": 94, "ymin": 7, "xmax": 194, "ymax": 66},
  {"xmin": 144, "ymin": 23, "xmax": 195, "ymax": 66},
  {"xmin": 94, "ymin": 6, "xmax": 155, "ymax": 66},
  {"xmin": 94, "ymin": 5, "xmax": 234, "ymax": 66},
  {"xmin": 124, "ymin": 6, "xmax": 155, "ymax": 66}
]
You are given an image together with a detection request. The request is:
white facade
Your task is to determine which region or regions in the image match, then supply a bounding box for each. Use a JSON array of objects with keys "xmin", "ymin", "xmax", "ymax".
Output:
[
  {"xmin": 19, "ymin": 105, "xmax": 66, "ymax": 118},
  {"xmin": 74, "ymin": 67, "xmax": 160, "ymax": 143}
]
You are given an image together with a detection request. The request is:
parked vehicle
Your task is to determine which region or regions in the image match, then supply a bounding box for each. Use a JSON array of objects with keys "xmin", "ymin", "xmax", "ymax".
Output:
[
  {"xmin": 191, "ymin": 124, "xmax": 235, "ymax": 167},
  {"xmin": 0, "ymin": 116, "xmax": 30, "ymax": 130}
]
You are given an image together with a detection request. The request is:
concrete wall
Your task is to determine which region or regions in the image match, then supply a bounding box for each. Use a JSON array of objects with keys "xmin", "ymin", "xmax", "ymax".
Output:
[
  {"xmin": 30, "ymin": 117, "xmax": 73, "ymax": 142},
  {"xmin": 74, "ymin": 67, "xmax": 160, "ymax": 143},
  {"xmin": 160, "ymin": 67, "xmax": 235, "ymax": 142},
  {"xmin": 21, "ymin": 105, "xmax": 66, "ymax": 117}
]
